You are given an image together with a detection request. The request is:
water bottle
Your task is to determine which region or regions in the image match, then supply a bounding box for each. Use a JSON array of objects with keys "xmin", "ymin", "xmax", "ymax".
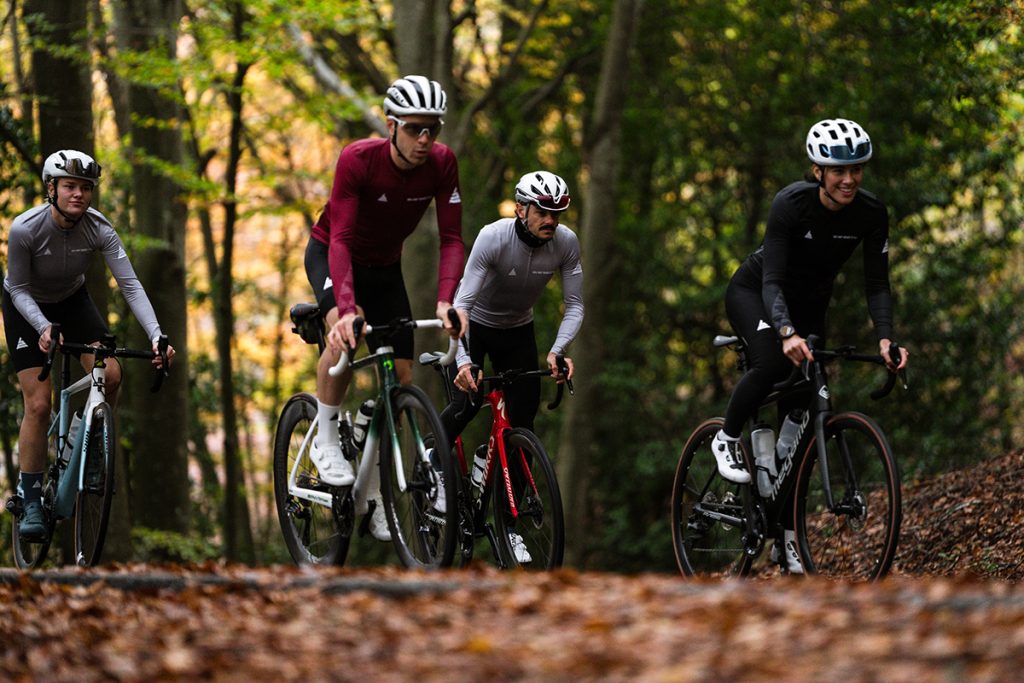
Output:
[
  {"xmin": 471, "ymin": 444, "xmax": 488, "ymax": 490},
  {"xmin": 751, "ymin": 424, "xmax": 776, "ymax": 498},
  {"xmin": 61, "ymin": 410, "xmax": 83, "ymax": 464},
  {"xmin": 776, "ymin": 410, "xmax": 808, "ymax": 463},
  {"xmin": 351, "ymin": 400, "xmax": 374, "ymax": 449}
]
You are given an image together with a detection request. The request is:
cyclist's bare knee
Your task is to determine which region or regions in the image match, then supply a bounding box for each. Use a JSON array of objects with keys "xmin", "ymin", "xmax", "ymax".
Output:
[{"xmin": 396, "ymin": 359, "xmax": 413, "ymax": 385}]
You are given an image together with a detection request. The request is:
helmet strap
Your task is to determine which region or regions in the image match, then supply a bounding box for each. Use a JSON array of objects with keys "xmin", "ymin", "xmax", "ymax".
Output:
[
  {"xmin": 390, "ymin": 127, "xmax": 417, "ymax": 168},
  {"xmin": 46, "ymin": 180, "xmax": 88, "ymax": 227},
  {"xmin": 814, "ymin": 165, "xmax": 844, "ymax": 209},
  {"xmin": 514, "ymin": 211, "xmax": 551, "ymax": 248}
]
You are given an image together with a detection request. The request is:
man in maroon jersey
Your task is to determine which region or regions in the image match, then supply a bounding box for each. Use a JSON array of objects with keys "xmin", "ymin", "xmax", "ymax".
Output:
[{"xmin": 303, "ymin": 75, "xmax": 466, "ymax": 540}]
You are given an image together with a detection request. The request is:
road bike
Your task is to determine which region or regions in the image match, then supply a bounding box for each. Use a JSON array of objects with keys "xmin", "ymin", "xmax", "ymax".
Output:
[
  {"xmin": 422, "ymin": 352, "xmax": 570, "ymax": 569},
  {"xmin": 671, "ymin": 334, "xmax": 905, "ymax": 580},
  {"xmin": 6, "ymin": 325, "xmax": 170, "ymax": 568},
  {"xmin": 273, "ymin": 305, "xmax": 460, "ymax": 569}
]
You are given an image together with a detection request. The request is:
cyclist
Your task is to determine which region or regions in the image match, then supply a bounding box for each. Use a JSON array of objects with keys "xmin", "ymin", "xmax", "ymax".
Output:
[
  {"xmin": 709, "ymin": 119, "xmax": 908, "ymax": 573},
  {"xmin": 304, "ymin": 75, "xmax": 467, "ymax": 541},
  {"xmin": 435, "ymin": 170, "xmax": 583, "ymax": 563},
  {"xmin": 2, "ymin": 149, "xmax": 175, "ymax": 541}
]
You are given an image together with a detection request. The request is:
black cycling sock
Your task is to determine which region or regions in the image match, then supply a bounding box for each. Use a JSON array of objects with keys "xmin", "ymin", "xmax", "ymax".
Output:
[{"xmin": 20, "ymin": 471, "xmax": 44, "ymax": 505}]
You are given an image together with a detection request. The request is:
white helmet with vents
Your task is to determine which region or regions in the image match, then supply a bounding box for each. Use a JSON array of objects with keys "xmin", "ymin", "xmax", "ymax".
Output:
[
  {"xmin": 383, "ymin": 75, "xmax": 447, "ymax": 117},
  {"xmin": 514, "ymin": 171, "xmax": 571, "ymax": 212},
  {"xmin": 805, "ymin": 118, "xmax": 872, "ymax": 166},
  {"xmin": 42, "ymin": 149, "xmax": 102, "ymax": 184}
]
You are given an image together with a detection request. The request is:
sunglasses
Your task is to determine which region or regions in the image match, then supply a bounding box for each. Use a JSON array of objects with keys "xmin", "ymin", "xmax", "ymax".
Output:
[
  {"xmin": 821, "ymin": 141, "xmax": 871, "ymax": 162},
  {"xmin": 57, "ymin": 156, "xmax": 102, "ymax": 179},
  {"xmin": 533, "ymin": 194, "xmax": 570, "ymax": 211},
  {"xmin": 389, "ymin": 116, "xmax": 444, "ymax": 140}
]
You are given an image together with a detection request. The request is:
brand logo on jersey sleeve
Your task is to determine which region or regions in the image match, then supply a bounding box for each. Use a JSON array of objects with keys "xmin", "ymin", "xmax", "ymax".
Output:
[
  {"xmin": 377, "ymin": 193, "xmax": 388, "ymax": 202},
  {"xmin": 323, "ymin": 276, "xmax": 333, "ymax": 290},
  {"xmin": 756, "ymin": 319, "xmax": 771, "ymax": 331}
]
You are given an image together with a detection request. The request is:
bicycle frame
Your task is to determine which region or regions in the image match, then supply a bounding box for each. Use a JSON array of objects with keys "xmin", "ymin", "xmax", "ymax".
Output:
[
  {"xmin": 287, "ymin": 318, "xmax": 456, "ymax": 517},
  {"xmin": 730, "ymin": 335, "xmax": 902, "ymax": 556},
  {"xmin": 51, "ymin": 354, "xmax": 110, "ymax": 519}
]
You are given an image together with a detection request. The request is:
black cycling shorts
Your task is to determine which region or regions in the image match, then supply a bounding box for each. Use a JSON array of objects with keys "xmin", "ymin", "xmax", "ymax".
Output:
[
  {"xmin": 304, "ymin": 236, "xmax": 414, "ymax": 359},
  {"xmin": 2, "ymin": 286, "xmax": 109, "ymax": 372}
]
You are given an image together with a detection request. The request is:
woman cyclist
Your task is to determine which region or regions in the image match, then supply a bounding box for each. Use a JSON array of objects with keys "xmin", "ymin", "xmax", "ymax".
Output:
[{"xmin": 709, "ymin": 118, "xmax": 909, "ymax": 572}]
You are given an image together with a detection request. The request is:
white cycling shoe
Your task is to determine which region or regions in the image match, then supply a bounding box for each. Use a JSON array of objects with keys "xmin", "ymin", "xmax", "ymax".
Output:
[
  {"xmin": 770, "ymin": 529, "xmax": 805, "ymax": 574},
  {"xmin": 509, "ymin": 532, "xmax": 533, "ymax": 564},
  {"xmin": 368, "ymin": 495, "xmax": 391, "ymax": 541},
  {"xmin": 309, "ymin": 439, "xmax": 355, "ymax": 487},
  {"xmin": 711, "ymin": 430, "xmax": 751, "ymax": 484}
]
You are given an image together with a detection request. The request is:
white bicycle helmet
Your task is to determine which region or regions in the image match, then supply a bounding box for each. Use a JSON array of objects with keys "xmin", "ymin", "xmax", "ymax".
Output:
[
  {"xmin": 42, "ymin": 149, "xmax": 102, "ymax": 184},
  {"xmin": 805, "ymin": 118, "xmax": 872, "ymax": 166},
  {"xmin": 383, "ymin": 76, "xmax": 447, "ymax": 117},
  {"xmin": 514, "ymin": 171, "xmax": 571, "ymax": 211}
]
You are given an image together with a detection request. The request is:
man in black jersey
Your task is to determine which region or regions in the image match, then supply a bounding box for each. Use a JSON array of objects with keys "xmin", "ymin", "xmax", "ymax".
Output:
[{"xmin": 710, "ymin": 118, "xmax": 909, "ymax": 572}]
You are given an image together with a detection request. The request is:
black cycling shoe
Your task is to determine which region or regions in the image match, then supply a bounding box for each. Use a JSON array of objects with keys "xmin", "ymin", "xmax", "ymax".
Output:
[{"xmin": 18, "ymin": 500, "xmax": 47, "ymax": 542}]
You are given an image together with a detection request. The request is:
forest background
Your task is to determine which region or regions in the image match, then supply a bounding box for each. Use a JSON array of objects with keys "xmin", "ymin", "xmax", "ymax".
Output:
[{"xmin": 0, "ymin": 0, "xmax": 1020, "ymax": 571}]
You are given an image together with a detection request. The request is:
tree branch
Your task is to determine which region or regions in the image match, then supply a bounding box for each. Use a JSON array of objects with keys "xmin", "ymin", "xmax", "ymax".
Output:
[{"xmin": 286, "ymin": 22, "xmax": 387, "ymax": 136}]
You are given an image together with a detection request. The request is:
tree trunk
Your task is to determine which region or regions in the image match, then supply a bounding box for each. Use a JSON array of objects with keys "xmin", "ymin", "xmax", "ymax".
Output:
[
  {"xmin": 112, "ymin": 0, "xmax": 191, "ymax": 550},
  {"xmin": 556, "ymin": 0, "xmax": 644, "ymax": 568},
  {"xmin": 24, "ymin": 0, "xmax": 101, "ymax": 564},
  {"xmin": 216, "ymin": 3, "xmax": 255, "ymax": 563}
]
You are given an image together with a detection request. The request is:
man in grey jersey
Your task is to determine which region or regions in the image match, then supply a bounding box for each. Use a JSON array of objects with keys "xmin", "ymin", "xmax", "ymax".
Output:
[
  {"xmin": 2, "ymin": 150, "xmax": 175, "ymax": 540},
  {"xmin": 435, "ymin": 170, "xmax": 583, "ymax": 561}
]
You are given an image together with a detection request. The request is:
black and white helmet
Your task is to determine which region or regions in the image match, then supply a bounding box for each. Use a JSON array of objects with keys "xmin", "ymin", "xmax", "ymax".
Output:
[
  {"xmin": 42, "ymin": 149, "xmax": 102, "ymax": 184},
  {"xmin": 514, "ymin": 171, "xmax": 571, "ymax": 212},
  {"xmin": 383, "ymin": 75, "xmax": 447, "ymax": 117},
  {"xmin": 806, "ymin": 118, "xmax": 872, "ymax": 166}
]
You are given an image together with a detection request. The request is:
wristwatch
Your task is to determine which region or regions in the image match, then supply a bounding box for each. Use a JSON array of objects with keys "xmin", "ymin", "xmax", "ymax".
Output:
[{"xmin": 779, "ymin": 325, "xmax": 796, "ymax": 339}]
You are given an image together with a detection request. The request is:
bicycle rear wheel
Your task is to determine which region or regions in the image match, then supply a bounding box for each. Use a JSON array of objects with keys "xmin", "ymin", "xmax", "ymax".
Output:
[
  {"xmin": 273, "ymin": 393, "xmax": 350, "ymax": 566},
  {"xmin": 671, "ymin": 418, "xmax": 754, "ymax": 577},
  {"xmin": 379, "ymin": 385, "xmax": 457, "ymax": 569},
  {"xmin": 492, "ymin": 428, "xmax": 564, "ymax": 570},
  {"xmin": 74, "ymin": 402, "xmax": 115, "ymax": 567},
  {"xmin": 793, "ymin": 411, "xmax": 901, "ymax": 580}
]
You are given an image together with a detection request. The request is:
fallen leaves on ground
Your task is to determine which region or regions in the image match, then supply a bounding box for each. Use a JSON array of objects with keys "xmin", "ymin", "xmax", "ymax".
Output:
[{"xmin": 2, "ymin": 452, "xmax": 1024, "ymax": 681}]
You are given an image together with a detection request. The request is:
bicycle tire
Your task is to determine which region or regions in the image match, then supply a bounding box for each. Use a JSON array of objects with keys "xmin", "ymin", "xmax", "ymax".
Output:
[
  {"xmin": 11, "ymin": 482, "xmax": 56, "ymax": 569},
  {"xmin": 492, "ymin": 428, "xmax": 564, "ymax": 570},
  {"xmin": 671, "ymin": 417, "xmax": 754, "ymax": 577},
  {"xmin": 74, "ymin": 402, "xmax": 115, "ymax": 567},
  {"xmin": 379, "ymin": 385, "xmax": 458, "ymax": 569},
  {"xmin": 272, "ymin": 393, "xmax": 350, "ymax": 566},
  {"xmin": 792, "ymin": 411, "xmax": 901, "ymax": 581}
]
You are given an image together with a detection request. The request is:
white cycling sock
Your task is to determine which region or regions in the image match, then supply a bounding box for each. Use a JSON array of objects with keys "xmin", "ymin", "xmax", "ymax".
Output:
[{"xmin": 316, "ymin": 400, "xmax": 340, "ymax": 446}]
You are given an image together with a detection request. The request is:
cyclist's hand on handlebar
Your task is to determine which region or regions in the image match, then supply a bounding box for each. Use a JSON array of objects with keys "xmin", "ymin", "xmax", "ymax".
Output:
[
  {"xmin": 152, "ymin": 340, "xmax": 175, "ymax": 368},
  {"xmin": 329, "ymin": 310, "xmax": 362, "ymax": 351},
  {"xmin": 879, "ymin": 338, "xmax": 908, "ymax": 372},
  {"xmin": 453, "ymin": 363, "xmax": 481, "ymax": 393},
  {"xmin": 782, "ymin": 333, "xmax": 814, "ymax": 366},
  {"xmin": 547, "ymin": 352, "xmax": 574, "ymax": 383},
  {"xmin": 38, "ymin": 324, "xmax": 59, "ymax": 354},
  {"xmin": 437, "ymin": 302, "xmax": 467, "ymax": 339}
]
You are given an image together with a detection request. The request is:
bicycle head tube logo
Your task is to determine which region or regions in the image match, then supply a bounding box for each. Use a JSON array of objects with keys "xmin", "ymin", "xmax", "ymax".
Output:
[
  {"xmin": 818, "ymin": 386, "xmax": 830, "ymax": 400},
  {"xmin": 383, "ymin": 358, "xmax": 394, "ymax": 371}
]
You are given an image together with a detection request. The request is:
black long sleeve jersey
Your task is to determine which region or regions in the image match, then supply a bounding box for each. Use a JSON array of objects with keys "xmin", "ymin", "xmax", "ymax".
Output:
[{"xmin": 730, "ymin": 180, "xmax": 894, "ymax": 340}]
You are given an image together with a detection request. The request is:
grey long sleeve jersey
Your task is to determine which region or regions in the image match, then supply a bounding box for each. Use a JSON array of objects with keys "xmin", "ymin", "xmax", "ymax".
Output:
[
  {"xmin": 3, "ymin": 204, "xmax": 162, "ymax": 341},
  {"xmin": 452, "ymin": 217, "xmax": 584, "ymax": 367}
]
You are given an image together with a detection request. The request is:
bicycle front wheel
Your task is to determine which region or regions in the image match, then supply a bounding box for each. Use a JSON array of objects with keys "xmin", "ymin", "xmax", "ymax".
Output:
[
  {"xmin": 11, "ymin": 483, "xmax": 55, "ymax": 569},
  {"xmin": 492, "ymin": 428, "xmax": 564, "ymax": 570},
  {"xmin": 74, "ymin": 402, "xmax": 115, "ymax": 567},
  {"xmin": 793, "ymin": 411, "xmax": 901, "ymax": 580},
  {"xmin": 671, "ymin": 418, "xmax": 754, "ymax": 577},
  {"xmin": 273, "ymin": 393, "xmax": 349, "ymax": 566},
  {"xmin": 379, "ymin": 385, "xmax": 457, "ymax": 569}
]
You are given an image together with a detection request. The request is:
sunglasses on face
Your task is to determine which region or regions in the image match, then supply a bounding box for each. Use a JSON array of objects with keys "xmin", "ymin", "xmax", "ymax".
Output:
[{"xmin": 389, "ymin": 116, "xmax": 444, "ymax": 140}]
